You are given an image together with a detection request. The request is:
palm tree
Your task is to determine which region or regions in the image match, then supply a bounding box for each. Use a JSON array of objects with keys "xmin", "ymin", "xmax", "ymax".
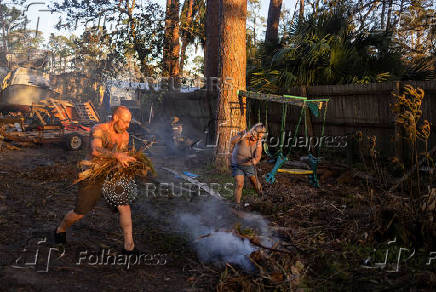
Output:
[{"xmin": 248, "ymin": 4, "xmax": 432, "ymax": 94}]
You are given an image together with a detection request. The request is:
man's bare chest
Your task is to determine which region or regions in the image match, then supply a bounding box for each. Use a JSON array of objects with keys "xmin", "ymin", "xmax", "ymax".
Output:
[{"xmin": 102, "ymin": 130, "xmax": 126, "ymax": 150}]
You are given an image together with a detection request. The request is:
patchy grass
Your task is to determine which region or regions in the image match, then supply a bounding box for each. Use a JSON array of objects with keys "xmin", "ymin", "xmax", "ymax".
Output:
[{"xmin": 196, "ymin": 163, "xmax": 264, "ymax": 202}]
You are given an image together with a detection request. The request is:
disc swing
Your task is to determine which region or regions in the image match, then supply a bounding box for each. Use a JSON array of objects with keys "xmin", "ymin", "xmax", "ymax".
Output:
[{"xmin": 238, "ymin": 90, "xmax": 329, "ymax": 188}]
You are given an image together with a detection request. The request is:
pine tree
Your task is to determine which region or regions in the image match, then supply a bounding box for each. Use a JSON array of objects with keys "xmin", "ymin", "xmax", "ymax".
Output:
[
  {"xmin": 214, "ymin": 0, "xmax": 247, "ymax": 170},
  {"xmin": 265, "ymin": 0, "xmax": 283, "ymax": 44}
]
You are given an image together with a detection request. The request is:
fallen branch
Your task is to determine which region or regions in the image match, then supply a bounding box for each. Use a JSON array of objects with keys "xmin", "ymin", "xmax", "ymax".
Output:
[
  {"xmin": 234, "ymin": 232, "xmax": 296, "ymax": 255},
  {"xmin": 194, "ymin": 233, "xmax": 213, "ymax": 242}
]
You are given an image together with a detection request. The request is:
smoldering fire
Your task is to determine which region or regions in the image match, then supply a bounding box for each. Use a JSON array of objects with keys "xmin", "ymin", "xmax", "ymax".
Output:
[{"xmin": 172, "ymin": 199, "xmax": 273, "ymax": 272}]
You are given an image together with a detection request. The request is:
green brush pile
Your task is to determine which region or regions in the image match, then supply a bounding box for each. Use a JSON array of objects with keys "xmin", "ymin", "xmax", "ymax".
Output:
[{"xmin": 74, "ymin": 147, "xmax": 156, "ymax": 184}]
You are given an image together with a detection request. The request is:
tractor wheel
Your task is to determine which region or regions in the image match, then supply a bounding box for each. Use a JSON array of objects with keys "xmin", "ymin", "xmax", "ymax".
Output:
[{"xmin": 65, "ymin": 133, "xmax": 83, "ymax": 151}]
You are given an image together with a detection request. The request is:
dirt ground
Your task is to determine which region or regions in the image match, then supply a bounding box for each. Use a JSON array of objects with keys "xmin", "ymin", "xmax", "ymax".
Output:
[
  {"xmin": 0, "ymin": 143, "xmax": 208, "ymax": 291},
  {"xmin": 0, "ymin": 143, "xmax": 435, "ymax": 291}
]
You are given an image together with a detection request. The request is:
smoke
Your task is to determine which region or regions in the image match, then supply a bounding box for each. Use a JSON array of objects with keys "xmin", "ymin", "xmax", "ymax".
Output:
[
  {"xmin": 144, "ymin": 118, "xmax": 198, "ymax": 156},
  {"xmin": 173, "ymin": 199, "xmax": 272, "ymax": 272},
  {"xmin": 193, "ymin": 231, "xmax": 257, "ymax": 271},
  {"xmin": 134, "ymin": 196, "xmax": 272, "ymax": 272},
  {"xmin": 131, "ymin": 110, "xmax": 272, "ymax": 271}
]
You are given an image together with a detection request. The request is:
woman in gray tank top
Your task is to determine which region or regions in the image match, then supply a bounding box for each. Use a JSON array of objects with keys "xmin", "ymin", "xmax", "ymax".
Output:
[{"xmin": 230, "ymin": 123, "xmax": 266, "ymax": 206}]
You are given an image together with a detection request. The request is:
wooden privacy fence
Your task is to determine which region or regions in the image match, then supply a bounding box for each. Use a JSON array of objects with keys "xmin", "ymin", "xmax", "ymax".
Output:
[
  {"xmin": 143, "ymin": 80, "xmax": 435, "ymax": 159},
  {"xmin": 247, "ymin": 81, "xmax": 436, "ymax": 158}
]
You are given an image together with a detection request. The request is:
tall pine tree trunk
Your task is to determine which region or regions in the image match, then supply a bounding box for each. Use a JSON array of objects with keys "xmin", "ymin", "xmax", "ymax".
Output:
[
  {"xmin": 0, "ymin": 6, "xmax": 8, "ymax": 65},
  {"xmin": 299, "ymin": 0, "xmax": 304, "ymax": 20},
  {"xmin": 205, "ymin": 0, "xmax": 220, "ymax": 146},
  {"xmin": 164, "ymin": 0, "xmax": 181, "ymax": 80},
  {"xmin": 180, "ymin": 0, "xmax": 193, "ymax": 77},
  {"xmin": 214, "ymin": 0, "xmax": 247, "ymax": 171},
  {"xmin": 205, "ymin": 0, "xmax": 220, "ymax": 82},
  {"xmin": 265, "ymin": 0, "xmax": 282, "ymax": 44},
  {"xmin": 386, "ymin": 0, "xmax": 394, "ymax": 32},
  {"xmin": 179, "ymin": 41, "xmax": 188, "ymax": 77}
]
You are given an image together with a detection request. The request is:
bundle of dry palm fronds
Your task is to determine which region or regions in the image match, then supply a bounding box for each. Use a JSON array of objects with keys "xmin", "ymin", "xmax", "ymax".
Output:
[{"xmin": 74, "ymin": 147, "xmax": 156, "ymax": 184}]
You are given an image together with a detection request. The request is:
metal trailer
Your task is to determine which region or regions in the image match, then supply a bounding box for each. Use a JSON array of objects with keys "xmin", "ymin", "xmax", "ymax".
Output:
[{"xmin": 0, "ymin": 99, "xmax": 100, "ymax": 151}]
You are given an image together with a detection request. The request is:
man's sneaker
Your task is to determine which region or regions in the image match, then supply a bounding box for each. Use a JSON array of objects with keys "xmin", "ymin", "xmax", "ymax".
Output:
[
  {"xmin": 121, "ymin": 247, "xmax": 143, "ymax": 256},
  {"xmin": 54, "ymin": 228, "xmax": 66, "ymax": 244}
]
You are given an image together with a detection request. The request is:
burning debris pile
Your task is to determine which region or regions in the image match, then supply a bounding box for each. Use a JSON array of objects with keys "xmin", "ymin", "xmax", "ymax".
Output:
[
  {"xmin": 174, "ymin": 201, "xmax": 266, "ymax": 272},
  {"xmin": 216, "ymin": 251, "xmax": 304, "ymax": 291},
  {"xmin": 168, "ymin": 199, "xmax": 303, "ymax": 289},
  {"xmin": 143, "ymin": 198, "xmax": 268, "ymax": 265},
  {"xmin": 193, "ymin": 230, "xmax": 257, "ymax": 271},
  {"xmin": 163, "ymin": 199, "xmax": 304, "ymax": 291}
]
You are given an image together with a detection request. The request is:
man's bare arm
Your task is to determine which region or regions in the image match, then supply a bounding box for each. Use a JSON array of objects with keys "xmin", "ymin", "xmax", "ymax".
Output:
[
  {"xmin": 251, "ymin": 141, "xmax": 263, "ymax": 164},
  {"xmin": 91, "ymin": 127, "xmax": 113, "ymax": 157}
]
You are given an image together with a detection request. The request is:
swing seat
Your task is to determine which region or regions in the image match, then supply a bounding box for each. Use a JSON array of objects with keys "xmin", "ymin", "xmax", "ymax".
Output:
[
  {"xmin": 277, "ymin": 168, "xmax": 313, "ymax": 175},
  {"xmin": 263, "ymin": 142, "xmax": 279, "ymax": 160},
  {"xmin": 238, "ymin": 89, "xmax": 328, "ymax": 188}
]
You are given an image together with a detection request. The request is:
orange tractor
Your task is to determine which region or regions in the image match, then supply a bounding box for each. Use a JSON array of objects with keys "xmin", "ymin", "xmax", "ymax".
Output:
[{"xmin": 1, "ymin": 98, "xmax": 100, "ymax": 150}]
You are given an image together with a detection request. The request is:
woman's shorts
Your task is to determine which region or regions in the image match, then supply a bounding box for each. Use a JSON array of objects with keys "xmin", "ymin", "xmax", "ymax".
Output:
[{"xmin": 231, "ymin": 163, "xmax": 256, "ymax": 177}]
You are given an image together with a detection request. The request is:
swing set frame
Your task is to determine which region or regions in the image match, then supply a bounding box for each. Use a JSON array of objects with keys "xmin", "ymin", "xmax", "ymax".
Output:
[{"xmin": 238, "ymin": 90, "xmax": 329, "ymax": 188}]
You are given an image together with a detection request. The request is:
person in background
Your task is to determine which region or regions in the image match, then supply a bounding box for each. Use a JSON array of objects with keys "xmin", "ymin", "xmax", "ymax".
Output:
[{"xmin": 230, "ymin": 123, "xmax": 267, "ymax": 206}]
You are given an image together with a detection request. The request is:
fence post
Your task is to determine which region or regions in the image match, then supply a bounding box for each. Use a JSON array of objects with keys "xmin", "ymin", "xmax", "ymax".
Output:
[{"xmin": 393, "ymin": 81, "xmax": 403, "ymax": 161}]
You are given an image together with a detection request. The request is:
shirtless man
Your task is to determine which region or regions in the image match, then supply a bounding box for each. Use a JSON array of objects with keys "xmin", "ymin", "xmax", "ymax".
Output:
[
  {"xmin": 230, "ymin": 123, "xmax": 267, "ymax": 205},
  {"xmin": 55, "ymin": 106, "xmax": 138, "ymax": 254}
]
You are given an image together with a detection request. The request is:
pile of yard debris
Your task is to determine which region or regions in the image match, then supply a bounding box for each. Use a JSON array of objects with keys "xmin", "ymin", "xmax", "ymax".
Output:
[
  {"xmin": 0, "ymin": 115, "xmax": 25, "ymax": 151},
  {"xmin": 186, "ymin": 160, "xmax": 436, "ymax": 291}
]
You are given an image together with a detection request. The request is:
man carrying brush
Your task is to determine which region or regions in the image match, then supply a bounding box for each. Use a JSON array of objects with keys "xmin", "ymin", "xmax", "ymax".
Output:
[
  {"xmin": 55, "ymin": 106, "xmax": 139, "ymax": 254},
  {"xmin": 230, "ymin": 123, "xmax": 267, "ymax": 206}
]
